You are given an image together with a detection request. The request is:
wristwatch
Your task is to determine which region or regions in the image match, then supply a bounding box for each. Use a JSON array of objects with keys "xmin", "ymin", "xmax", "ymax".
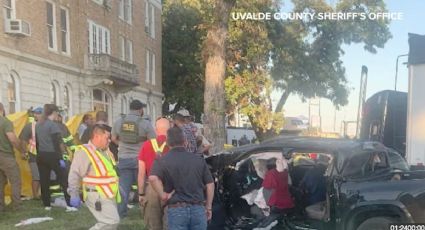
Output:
[{"xmin": 139, "ymin": 193, "xmax": 145, "ymax": 196}]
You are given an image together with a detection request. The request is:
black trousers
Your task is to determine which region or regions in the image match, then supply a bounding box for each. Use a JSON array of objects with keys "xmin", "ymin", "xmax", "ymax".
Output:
[{"xmin": 36, "ymin": 152, "xmax": 70, "ymax": 207}]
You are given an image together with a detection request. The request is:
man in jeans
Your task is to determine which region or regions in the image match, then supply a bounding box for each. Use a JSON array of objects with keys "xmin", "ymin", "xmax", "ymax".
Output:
[
  {"xmin": 149, "ymin": 126, "xmax": 214, "ymax": 230},
  {"xmin": 0, "ymin": 103, "xmax": 25, "ymax": 211},
  {"xmin": 112, "ymin": 100, "xmax": 155, "ymax": 218}
]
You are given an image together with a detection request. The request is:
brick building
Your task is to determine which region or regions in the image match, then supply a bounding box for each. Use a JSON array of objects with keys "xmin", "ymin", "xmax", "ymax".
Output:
[{"xmin": 0, "ymin": 0, "xmax": 162, "ymax": 123}]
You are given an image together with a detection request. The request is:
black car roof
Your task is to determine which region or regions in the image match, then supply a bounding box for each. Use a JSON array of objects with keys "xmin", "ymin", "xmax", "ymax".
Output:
[{"xmin": 209, "ymin": 136, "xmax": 387, "ymax": 163}]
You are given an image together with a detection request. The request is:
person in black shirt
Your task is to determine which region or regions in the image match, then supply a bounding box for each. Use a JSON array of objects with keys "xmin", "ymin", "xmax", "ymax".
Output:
[{"xmin": 149, "ymin": 126, "xmax": 214, "ymax": 230}]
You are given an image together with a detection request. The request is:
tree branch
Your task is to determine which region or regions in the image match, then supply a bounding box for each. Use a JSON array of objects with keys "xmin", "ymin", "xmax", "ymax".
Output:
[{"xmin": 275, "ymin": 90, "xmax": 291, "ymax": 113}]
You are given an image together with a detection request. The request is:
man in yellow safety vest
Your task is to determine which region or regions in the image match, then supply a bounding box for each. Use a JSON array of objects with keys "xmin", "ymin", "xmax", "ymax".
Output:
[{"xmin": 68, "ymin": 124, "xmax": 120, "ymax": 230}]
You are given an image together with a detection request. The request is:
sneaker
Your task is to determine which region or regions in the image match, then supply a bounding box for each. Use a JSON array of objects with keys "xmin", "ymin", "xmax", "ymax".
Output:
[
  {"xmin": 45, "ymin": 207, "xmax": 52, "ymax": 211},
  {"xmin": 66, "ymin": 206, "xmax": 78, "ymax": 212}
]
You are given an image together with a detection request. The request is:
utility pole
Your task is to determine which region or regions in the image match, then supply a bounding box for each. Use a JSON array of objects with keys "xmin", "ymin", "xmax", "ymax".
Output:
[
  {"xmin": 395, "ymin": 54, "xmax": 408, "ymax": 91},
  {"xmin": 356, "ymin": 65, "xmax": 368, "ymax": 139}
]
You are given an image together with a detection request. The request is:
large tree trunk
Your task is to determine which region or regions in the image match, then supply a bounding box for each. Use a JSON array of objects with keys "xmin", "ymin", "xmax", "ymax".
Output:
[{"xmin": 203, "ymin": 0, "xmax": 235, "ymax": 155}]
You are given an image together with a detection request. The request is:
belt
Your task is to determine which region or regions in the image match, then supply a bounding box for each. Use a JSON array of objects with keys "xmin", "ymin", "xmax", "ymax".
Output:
[
  {"xmin": 85, "ymin": 188, "xmax": 97, "ymax": 192},
  {"xmin": 167, "ymin": 201, "xmax": 205, "ymax": 209}
]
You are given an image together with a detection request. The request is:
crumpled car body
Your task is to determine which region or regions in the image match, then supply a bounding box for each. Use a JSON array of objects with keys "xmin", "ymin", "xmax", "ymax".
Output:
[{"xmin": 206, "ymin": 136, "xmax": 424, "ymax": 230}]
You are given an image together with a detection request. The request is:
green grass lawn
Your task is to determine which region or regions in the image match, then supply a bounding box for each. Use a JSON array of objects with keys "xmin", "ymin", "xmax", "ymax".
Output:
[{"xmin": 0, "ymin": 200, "xmax": 145, "ymax": 230}]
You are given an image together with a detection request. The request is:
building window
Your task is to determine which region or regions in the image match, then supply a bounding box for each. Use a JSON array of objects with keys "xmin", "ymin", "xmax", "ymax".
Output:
[
  {"xmin": 145, "ymin": 49, "xmax": 155, "ymax": 85},
  {"xmin": 60, "ymin": 7, "xmax": 70, "ymax": 55},
  {"xmin": 51, "ymin": 81, "xmax": 60, "ymax": 105},
  {"xmin": 92, "ymin": 89, "xmax": 111, "ymax": 114},
  {"xmin": 152, "ymin": 102, "xmax": 157, "ymax": 121},
  {"xmin": 119, "ymin": 0, "xmax": 132, "ymax": 24},
  {"xmin": 88, "ymin": 20, "xmax": 110, "ymax": 54},
  {"xmin": 119, "ymin": 36, "xmax": 133, "ymax": 63},
  {"xmin": 145, "ymin": 1, "xmax": 155, "ymax": 38},
  {"xmin": 119, "ymin": 36, "xmax": 125, "ymax": 61},
  {"xmin": 7, "ymin": 74, "xmax": 16, "ymax": 114},
  {"xmin": 121, "ymin": 96, "xmax": 128, "ymax": 114},
  {"xmin": 64, "ymin": 85, "xmax": 72, "ymax": 118},
  {"xmin": 91, "ymin": 0, "xmax": 103, "ymax": 4},
  {"xmin": 3, "ymin": 0, "xmax": 15, "ymax": 19},
  {"xmin": 46, "ymin": 1, "xmax": 57, "ymax": 50}
]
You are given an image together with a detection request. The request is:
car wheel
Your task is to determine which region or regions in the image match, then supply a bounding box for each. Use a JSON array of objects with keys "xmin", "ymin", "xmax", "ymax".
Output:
[{"xmin": 357, "ymin": 217, "xmax": 396, "ymax": 230}]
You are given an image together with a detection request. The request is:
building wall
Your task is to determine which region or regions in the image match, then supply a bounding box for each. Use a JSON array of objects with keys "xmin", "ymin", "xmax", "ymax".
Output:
[{"xmin": 0, "ymin": 0, "xmax": 163, "ymax": 124}]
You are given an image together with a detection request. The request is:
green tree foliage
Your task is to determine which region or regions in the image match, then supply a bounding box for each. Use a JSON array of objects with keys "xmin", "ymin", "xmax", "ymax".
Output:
[
  {"xmin": 272, "ymin": 0, "xmax": 392, "ymax": 112},
  {"xmin": 225, "ymin": 0, "xmax": 285, "ymax": 140},
  {"xmin": 162, "ymin": 2, "xmax": 205, "ymax": 119},
  {"xmin": 162, "ymin": 0, "xmax": 392, "ymax": 144}
]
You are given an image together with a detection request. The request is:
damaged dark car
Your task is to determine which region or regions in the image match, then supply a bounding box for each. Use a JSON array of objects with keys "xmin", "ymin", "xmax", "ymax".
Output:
[{"xmin": 206, "ymin": 136, "xmax": 425, "ymax": 230}]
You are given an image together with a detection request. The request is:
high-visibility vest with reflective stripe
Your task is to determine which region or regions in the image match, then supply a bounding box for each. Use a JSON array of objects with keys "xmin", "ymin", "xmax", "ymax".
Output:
[
  {"xmin": 28, "ymin": 120, "xmax": 37, "ymax": 155},
  {"xmin": 79, "ymin": 144, "xmax": 121, "ymax": 203},
  {"xmin": 150, "ymin": 138, "xmax": 166, "ymax": 157},
  {"xmin": 62, "ymin": 134, "xmax": 77, "ymax": 161}
]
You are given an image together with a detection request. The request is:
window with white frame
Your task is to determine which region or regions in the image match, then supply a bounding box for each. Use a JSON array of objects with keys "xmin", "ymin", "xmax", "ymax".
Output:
[
  {"xmin": 91, "ymin": 0, "xmax": 103, "ymax": 5},
  {"xmin": 88, "ymin": 20, "xmax": 110, "ymax": 54},
  {"xmin": 145, "ymin": 49, "xmax": 155, "ymax": 85},
  {"xmin": 64, "ymin": 85, "xmax": 72, "ymax": 117},
  {"xmin": 145, "ymin": 1, "xmax": 155, "ymax": 38},
  {"xmin": 119, "ymin": 36, "xmax": 125, "ymax": 61},
  {"xmin": 60, "ymin": 7, "xmax": 70, "ymax": 54},
  {"xmin": 151, "ymin": 102, "xmax": 157, "ymax": 121},
  {"xmin": 92, "ymin": 89, "xmax": 111, "ymax": 115},
  {"xmin": 3, "ymin": 0, "xmax": 15, "ymax": 20},
  {"xmin": 7, "ymin": 74, "xmax": 17, "ymax": 114},
  {"xmin": 121, "ymin": 96, "xmax": 128, "ymax": 114},
  {"xmin": 119, "ymin": 0, "xmax": 132, "ymax": 24},
  {"xmin": 47, "ymin": 1, "xmax": 57, "ymax": 50},
  {"xmin": 51, "ymin": 81, "xmax": 60, "ymax": 105},
  {"xmin": 119, "ymin": 36, "xmax": 133, "ymax": 63}
]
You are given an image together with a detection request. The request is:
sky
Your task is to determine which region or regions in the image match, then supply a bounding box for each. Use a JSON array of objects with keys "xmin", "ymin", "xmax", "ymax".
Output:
[{"xmin": 276, "ymin": 0, "xmax": 425, "ymax": 134}]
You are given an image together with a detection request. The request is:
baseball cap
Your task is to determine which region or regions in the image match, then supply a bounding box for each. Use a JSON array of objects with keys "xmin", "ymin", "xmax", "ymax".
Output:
[
  {"xmin": 177, "ymin": 109, "xmax": 191, "ymax": 117},
  {"xmin": 32, "ymin": 107, "xmax": 43, "ymax": 114},
  {"xmin": 129, "ymin": 99, "xmax": 147, "ymax": 110}
]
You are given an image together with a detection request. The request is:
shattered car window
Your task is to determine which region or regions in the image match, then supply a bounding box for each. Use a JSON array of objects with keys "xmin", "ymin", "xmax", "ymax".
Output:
[{"xmin": 388, "ymin": 151, "xmax": 409, "ymax": 171}]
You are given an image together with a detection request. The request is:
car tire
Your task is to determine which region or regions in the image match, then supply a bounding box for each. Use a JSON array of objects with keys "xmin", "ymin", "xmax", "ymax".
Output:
[{"xmin": 356, "ymin": 217, "xmax": 396, "ymax": 230}]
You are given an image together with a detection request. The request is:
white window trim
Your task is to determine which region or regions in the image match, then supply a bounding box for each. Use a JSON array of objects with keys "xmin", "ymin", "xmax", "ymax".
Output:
[
  {"xmin": 119, "ymin": 0, "xmax": 132, "ymax": 24},
  {"xmin": 150, "ymin": 3, "xmax": 155, "ymax": 39},
  {"xmin": 64, "ymin": 84, "xmax": 73, "ymax": 117},
  {"xmin": 151, "ymin": 52, "xmax": 155, "ymax": 85},
  {"xmin": 92, "ymin": 88, "xmax": 112, "ymax": 123},
  {"xmin": 145, "ymin": 1, "xmax": 155, "ymax": 38},
  {"xmin": 152, "ymin": 102, "xmax": 157, "ymax": 121},
  {"xmin": 126, "ymin": 39, "xmax": 133, "ymax": 64},
  {"xmin": 144, "ymin": 0, "xmax": 149, "ymax": 32},
  {"xmin": 60, "ymin": 6, "xmax": 71, "ymax": 56},
  {"xmin": 91, "ymin": 0, "xmax": 103, "ymax": 5},
  {"xmin": 118, "ymin": 0, "xmax": 124, "ymax": 20},
  {"xmin": 7, "ymin": 72, "xmax": 21, "ymax": 114},
  {"xmin": 119, "ymin": 36, "xmax": 125, "ymax": 61},
  {"xmin": 47, "ymin": 1, "xmax": 58, "ymax": 51},
  {"xmin": 3, "ymin": 0, "xmax": 16, "ymax": 20},
  {"xmin": 88, "ymin": 20, "xmax": 111, "ymax": 54},
  {"xmin": 121, "ymin": 95, "xmax": 128, "ymax": 114},
  {"xmin": 51, "ymin": 80, "xmax": 60, "ymax": 105},
  {"xmin": 145, "ymin": 49, "xmax": 150, "ymax": 83},
  {"xmin": 126, "ymin": 0, "xmax": 132, "ymax": 24}
]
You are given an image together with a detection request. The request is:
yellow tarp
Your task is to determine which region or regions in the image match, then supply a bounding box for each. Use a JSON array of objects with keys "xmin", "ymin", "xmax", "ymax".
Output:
[
  {"xmin": 4, "ymin": 111, "xmax": 96, "ymax": 201},
  {"xmin": 5, "ymin": 111, "xmax": 32, "ymax": 199}
]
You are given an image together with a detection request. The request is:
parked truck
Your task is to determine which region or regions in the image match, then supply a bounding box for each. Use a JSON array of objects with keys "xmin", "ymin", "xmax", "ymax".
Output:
[{"xmin": 360, "ymin": 90, "xmax": 407, "ymax": 157}]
